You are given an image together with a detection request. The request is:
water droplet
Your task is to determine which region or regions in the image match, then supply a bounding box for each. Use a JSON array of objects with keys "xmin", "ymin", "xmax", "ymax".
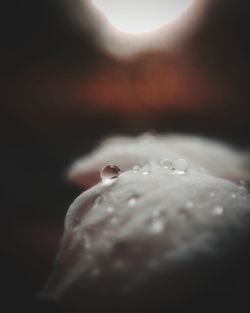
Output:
[
  {"xmin": 101, "ymin": 165, "xmax": 120, "ymax": 184},
  {"xmin": 128, "ymin": 197, "xmax": 137, "ymax": 207},
  {"xmin": 160, "ymin": 158, "xmax": 172, "ymax": 169},
  {"xmin": 173, "ymin": 158, "xmax": 188, "ymax": 174},
  {"xmin": 127, "ymin": 194, "xmax": 139, "ymax": 207},
  {"xmin": 107, "ymin": 206, "xmax": 114, "ymax": 213},
  {"xmin": 150, "ymin": 219, "xmax": 164, "ymax": 234},
  {"xmin": 212, "ymin": 205, "xmax": 224, "ymax": 216},
  {"xmin": 185, "ymin": 201, "xmax": 194, "ymax": 209},
  {"xmin": 132, "ymin": 165, "xmax": 140, "ymax": 172},
  {"xmin": 140, "ymin": 164, "xmax": 150, "ymax": 175}
]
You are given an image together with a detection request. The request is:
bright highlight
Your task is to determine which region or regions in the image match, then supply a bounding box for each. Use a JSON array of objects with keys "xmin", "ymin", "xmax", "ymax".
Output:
[{"xmin": 91, "ymin": 0, "xmax": 192, "ymax": 34}]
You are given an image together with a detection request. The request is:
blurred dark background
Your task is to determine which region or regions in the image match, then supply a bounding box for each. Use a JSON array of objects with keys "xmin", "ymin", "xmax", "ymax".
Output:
[{"xmin": 1, "ymin": 0, "xmax": 249, "ymax": 311}]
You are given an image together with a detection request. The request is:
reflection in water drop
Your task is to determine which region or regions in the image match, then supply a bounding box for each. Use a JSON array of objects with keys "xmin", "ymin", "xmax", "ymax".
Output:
[
  {"xmin": 173, "ymin": 158, "xmax": 188, "ymax": 175},
  {"xmin": 160, "ymin": 158, "xmax": 172, "ymax": 169},
  {"xmin": 101, "ymin": 165, "xmax": 120, "ymax": 184},
  {"xmin": 212, "ymin": 205, "xmax": 224, "ymax": 216}
]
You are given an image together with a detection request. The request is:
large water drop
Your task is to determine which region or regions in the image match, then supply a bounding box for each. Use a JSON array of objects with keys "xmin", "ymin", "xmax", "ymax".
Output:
[{"xmin": 101, "ymin": 165, "xmax": 120, "ymax": 184}]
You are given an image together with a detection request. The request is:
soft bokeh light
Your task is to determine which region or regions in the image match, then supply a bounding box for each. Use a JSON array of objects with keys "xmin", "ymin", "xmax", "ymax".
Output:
[{"xmin": 90, "ymin": 0, "xmax": 193, "ymax": 34}]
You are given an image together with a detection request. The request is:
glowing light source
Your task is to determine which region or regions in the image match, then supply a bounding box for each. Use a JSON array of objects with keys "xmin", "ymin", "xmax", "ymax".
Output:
[{"xmin": 90, "ymin": 0, "xmax": 192, "ymax": 34}]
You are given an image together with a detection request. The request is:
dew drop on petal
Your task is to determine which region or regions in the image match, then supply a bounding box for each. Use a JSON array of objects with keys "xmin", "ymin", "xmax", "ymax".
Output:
[
  {"xmin": 140, "ymin": 164, "xmax": 150, "ymax": 175},
  {"xmin": 128, "ymin": 196, "xmax": 137, "ymax": 207},
  {"xmin": 212, "ymin": 205, "xmax": 224, "ymax": 216},
  {"xmin": 101, "ymin": 165, "xmax": 120, "ymax": 184},
  {"xmin": 160, "ymin": 158, "xmax": 172, "ymax": 169},
  {"xmin": 173, "ymin": 158, "xmax": 188, "ymax": 174}
]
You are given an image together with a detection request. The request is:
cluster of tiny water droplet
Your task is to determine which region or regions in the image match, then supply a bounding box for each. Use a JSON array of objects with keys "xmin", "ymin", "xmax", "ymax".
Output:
[
  {"xmin": 100, "ymin": 158, "xmax": 189, "ymax": 185},
  {"xmin": 84, "ymin": 158, "xmax": 250, "ymax": 283},
  {"xmin": 160, "ymin": 158, "xmax": 189, "ymax": 175}
]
